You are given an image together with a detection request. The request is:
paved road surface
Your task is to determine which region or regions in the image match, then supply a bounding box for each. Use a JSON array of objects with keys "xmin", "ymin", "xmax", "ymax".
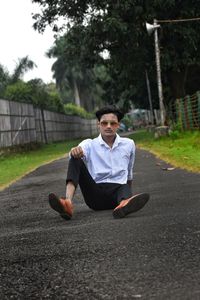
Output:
[{"xmin": 0, "ymin": 148, "xmax": 200, "ymax": 299}]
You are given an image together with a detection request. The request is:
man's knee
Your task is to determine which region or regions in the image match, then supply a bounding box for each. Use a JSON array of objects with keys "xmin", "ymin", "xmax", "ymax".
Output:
[{"xmin": 69, "ymin": 156, "xmax": 82, "ymax": 164}]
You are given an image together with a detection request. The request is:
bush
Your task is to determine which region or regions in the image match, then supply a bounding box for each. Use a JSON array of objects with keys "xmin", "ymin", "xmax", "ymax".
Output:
[
  {"xmin": 4, "ymin": 81, "xmax": 33, "ymax": 103},
  {"xmin": 168, "ymin": 129, "xmax": 181, "ymax": 139},
  {"xmin": 64, "ymin": 103, "xmax": 94, "ymax": 119},
  {"xmin": 121, "ymin": 115, "xmax": 132, "ymax": 130},
  {"xmin": 47, "ymin": 92, "xmax": 65, "ymax": 113}
]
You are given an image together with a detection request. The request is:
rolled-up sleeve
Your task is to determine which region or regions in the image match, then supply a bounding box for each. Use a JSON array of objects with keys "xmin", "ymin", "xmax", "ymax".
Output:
[{"xmin": 78, "ymin": 139, "xmax": 92, "ymax": 162}]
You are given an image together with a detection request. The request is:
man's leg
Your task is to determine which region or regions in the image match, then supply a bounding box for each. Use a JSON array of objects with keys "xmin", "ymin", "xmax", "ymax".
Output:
[
  {"xmin": 67, "ymin": 157, "xmax": 118, "ymax": 210},
  {"xmin": 48, "ymin": 157, "xmax": 82, "ymax": 220},
  {"xmin": 113, "ymin": 190, "xmax": 150, "ymax": 218},
  {"xmin": 65, "ymin": 181, "xmax": 75, "ymax": 201},
  {"xmin": 115, "ymin": 184, "xmax": 132, "ymax": 203},
  {"xmin": 49, "ymin": 157, "xmax": 150, "ymax": 219},
  {"xmin": 49, "ymin": 157, "xmax": 117, "ymax": 219}
]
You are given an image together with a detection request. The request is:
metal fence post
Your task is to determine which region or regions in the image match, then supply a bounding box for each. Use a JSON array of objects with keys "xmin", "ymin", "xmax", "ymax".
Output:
[{"xmin": 41, "ymin": 109, "xmax": 48, "ymax": 144}]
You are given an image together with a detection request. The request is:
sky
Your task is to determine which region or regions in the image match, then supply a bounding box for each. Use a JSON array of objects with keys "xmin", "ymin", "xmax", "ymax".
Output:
[{"xmin": 0, "ymin": 0, "xmax": 56, "ymax": 83}]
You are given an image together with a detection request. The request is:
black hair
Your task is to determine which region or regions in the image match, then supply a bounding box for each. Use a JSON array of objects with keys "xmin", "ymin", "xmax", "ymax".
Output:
[{"xmin": 95, "ymin": 106, "xmax": 124, "ymax": 121}]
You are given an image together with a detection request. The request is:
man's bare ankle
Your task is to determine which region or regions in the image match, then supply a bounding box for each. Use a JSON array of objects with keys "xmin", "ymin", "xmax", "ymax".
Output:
[{"xmin": 65, "ymin": 195, "xmax": 72, "ymax": 201}]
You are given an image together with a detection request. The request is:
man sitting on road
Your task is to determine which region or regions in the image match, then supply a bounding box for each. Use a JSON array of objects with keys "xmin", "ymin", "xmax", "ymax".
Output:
[{"xmin": 48, "ymin": 106, "xmax": 150, "ymax": 220}]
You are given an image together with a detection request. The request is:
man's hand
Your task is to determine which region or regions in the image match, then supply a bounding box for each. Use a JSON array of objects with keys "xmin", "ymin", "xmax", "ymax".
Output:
[{"xmin": 70, "ymin": 146, "xmax": 84, "ymax": 158}]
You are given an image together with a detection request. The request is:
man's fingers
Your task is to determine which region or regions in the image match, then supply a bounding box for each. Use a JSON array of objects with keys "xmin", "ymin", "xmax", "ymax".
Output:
[{"xmin": 70, "ymin": 146, "xmax": 84, "ymax": 158}]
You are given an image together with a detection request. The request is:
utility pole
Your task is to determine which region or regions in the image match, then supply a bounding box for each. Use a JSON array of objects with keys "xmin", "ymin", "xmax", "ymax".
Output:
[
  {"xmin": 145, "ymin": 69, "xmax": 154, "ymax": 124},
  {"xmin": 153, "ymin": 19, "xmax": 166, "ymax": 126}
]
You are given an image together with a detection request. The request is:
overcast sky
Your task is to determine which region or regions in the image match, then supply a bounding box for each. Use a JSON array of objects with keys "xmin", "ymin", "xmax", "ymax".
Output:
[{"xmin": 0, "ymin": 0, "xmax": 56, "ymax": 83}]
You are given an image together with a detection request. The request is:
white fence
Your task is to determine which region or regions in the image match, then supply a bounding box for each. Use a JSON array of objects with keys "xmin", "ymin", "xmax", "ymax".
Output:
[{"xmin": 0, "ymin": 99, "xmax": 98, "ymax": 148}]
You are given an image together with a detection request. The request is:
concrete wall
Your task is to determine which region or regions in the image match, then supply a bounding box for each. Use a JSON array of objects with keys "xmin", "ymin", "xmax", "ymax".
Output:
[{"xmin": 0, "ymin": 99, "xmax": 98, "ymax": 148}]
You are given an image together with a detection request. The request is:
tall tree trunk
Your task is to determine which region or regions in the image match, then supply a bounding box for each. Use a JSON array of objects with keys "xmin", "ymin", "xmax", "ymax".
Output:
[
  {"xmin": 80, "ymin": 87, "xmax": 94, "ymax": 112},
  {"xmin": 73, "ymin": 77, "xmax": 81, "ymax": 106}
]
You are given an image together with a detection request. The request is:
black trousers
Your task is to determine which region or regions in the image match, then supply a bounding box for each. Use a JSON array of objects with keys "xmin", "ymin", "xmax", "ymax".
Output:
[{"xmin": 66, "ymin": 157, "xmax": 132, "ymax": 210}]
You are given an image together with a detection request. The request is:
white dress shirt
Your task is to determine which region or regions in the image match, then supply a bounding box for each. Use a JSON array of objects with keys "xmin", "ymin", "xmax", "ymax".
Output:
[{"xmin": 79, "ymin": 134, "xmax": 135, "ymax": 184}]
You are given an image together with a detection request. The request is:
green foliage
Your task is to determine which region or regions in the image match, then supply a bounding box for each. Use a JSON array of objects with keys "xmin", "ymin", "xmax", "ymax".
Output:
[
  {"xmin": 129, "ymin": 130, "xmax": 154, "ymax": 143},
  {"xmin": 2, "ymin": 77, "xmax": 64, "ymax": 113},
  {"xmin": 10, "ymin": 56, "xmax": 36, "ymax": 84},
  {"xmin": 47, "ymin": 33, "xmax": 106, "ymax": 111},
  {"xmin": 0, "ymin": 56, "xmax": 38, "ymax": 103},
  {"xmin": 130, "ymin": 129, "xmax": 200, "ymax": 172},
  {"xmin": 4, "ymin": 81, "xmax": 33, "ymax": 103},
  {"xmin": 121, "ymin": 115, "xmax": 133, "ymax": 129},
  {"xmin": 168, "ymin": 129, "xmax": 181, "ymax": 139},
  {"xmin": 169, "ymin": 119, "xmax": 183, "ymax": 135},
  {"xmin": 27, "ymin": 79, "xmax": 64, "ymax": 112},
  {"xmin": 32, "ymin": 0, "xmax": 153, "ymax": 110},
  {"xmin": 0, "ymin": 139, "xmax": 81, "ymax": 190},
  {"xmin": 32, "ymin": 0, "xmax": 200, "ymax": 109},
  {"xmin": 0, "ymin": 64, "xmax": 9, "ymax": 97},
  {"xmin": 64, "ymin": 103, "xmax": 94, "ymax": 119},
  {"xmin": 1, "ymin": 129, "xmax": 199, "ymax": 190},
  {"xmin": 48, "ymin": 91, "xmax": 64, "ymax": 113}
]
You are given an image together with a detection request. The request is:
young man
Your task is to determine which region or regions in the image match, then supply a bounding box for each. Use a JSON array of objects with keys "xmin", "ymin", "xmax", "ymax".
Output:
[{"xmin": 49, "ymin": 106, "xmax": 149, "ymax": 220}]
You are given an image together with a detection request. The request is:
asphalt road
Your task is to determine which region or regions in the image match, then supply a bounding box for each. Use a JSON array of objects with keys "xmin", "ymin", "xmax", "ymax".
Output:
[{"xmin": 0, "ymin": 148, "xmax": 200, "ymax": 300}]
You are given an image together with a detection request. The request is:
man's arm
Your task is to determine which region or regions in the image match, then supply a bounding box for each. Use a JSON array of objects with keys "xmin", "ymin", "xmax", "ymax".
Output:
[{"xmin": 70, "ymin": 138, "xmax": 92, "ymax": 159}]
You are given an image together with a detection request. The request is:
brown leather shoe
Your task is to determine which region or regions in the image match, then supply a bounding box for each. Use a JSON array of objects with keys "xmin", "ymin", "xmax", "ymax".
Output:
[
  {"xmin": 113, "ymin": 193, "xmax": 150, "ymax": 219},
  {"xmin": 48, "ymin": 193, "xmax": 73, "ymax": 220}
]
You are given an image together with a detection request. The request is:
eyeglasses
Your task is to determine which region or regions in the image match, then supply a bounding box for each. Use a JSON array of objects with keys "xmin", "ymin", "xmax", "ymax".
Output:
[{"xmin": 100, "ymin": 120, "xmax": 119, "ymax": 127}]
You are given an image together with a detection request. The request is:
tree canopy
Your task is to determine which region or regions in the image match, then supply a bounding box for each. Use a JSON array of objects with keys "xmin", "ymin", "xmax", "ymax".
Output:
[
  {"xmin": 32, "ymin": 0, "xmax": 200, "ymax": 110},
  {"xmin": 0, "ymin": 57, "xmax": 64, "ymax": 113}
]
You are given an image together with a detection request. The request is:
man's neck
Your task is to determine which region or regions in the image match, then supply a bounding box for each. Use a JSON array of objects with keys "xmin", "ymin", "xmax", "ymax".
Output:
[{"xmin": 101, "ymin": 134, "xmax": 117, "ymax": 148}]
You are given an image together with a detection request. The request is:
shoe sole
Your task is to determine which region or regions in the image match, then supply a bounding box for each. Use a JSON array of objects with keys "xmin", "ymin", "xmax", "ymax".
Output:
[
  {"xmin": 113, "ymin": 193, "xmax": 150, "ymax": 219},
  {"xmin": 48, "ymin": 193, "xmax": 72, "ymax": 220}
]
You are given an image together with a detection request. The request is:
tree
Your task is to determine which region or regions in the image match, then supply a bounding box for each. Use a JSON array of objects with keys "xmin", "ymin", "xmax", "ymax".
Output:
[
  {"xmin": 0, "ymin": 64, "xmax": 10, "ymax": 97},
  {"xmin": 0, "ymin": 56, "xmax": 36, "ymax": 92},
  {"xmin": 46, "ymin": 33, "xmax": 106, "ymax": 111},
  {"xmin": 4, "ymin": 81, "xmax": 33, "ymax": 103},
  {"xmin": 0, "ymin": 56, "xmax": 37, "ymax": 100},
  {"xmin": 27, "ymin": 78, "xmax": 64, "ymax": 112},
  {"xmin": 145, "ymin": 1, "xmax": 200, "ymax": 99},
  {"xmin": 32, "ymin": 0, "xmax": 150, "ymax": 110},
  {"xmin": 32, "ymin": 0, "xmax": 200, "ymax": 109},
  {"xmin": 10, "ymin": 56, "xmax": 37, "ymax": 84},
  {"xmin": 47, "ymin": 36, "xmax": 82, "ymax": 107}
]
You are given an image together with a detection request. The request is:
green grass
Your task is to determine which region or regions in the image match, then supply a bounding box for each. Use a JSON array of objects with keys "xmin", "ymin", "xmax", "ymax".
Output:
[
  {"xmin": 130, "ymin": 129, "xmax": 200, "ymax": 173},
  {"xmin": 0, "ymin": 129, "xmax": 199, "ymax": 190},
  {"xmin": 0, "ymin": 140, "xmax": 81, "ymax": 190}
]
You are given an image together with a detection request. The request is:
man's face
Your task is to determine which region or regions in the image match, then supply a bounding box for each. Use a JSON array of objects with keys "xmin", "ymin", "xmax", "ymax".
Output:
[{"xmin": 98, "ymin": 113, "xmax": 119, "ymax": 137}]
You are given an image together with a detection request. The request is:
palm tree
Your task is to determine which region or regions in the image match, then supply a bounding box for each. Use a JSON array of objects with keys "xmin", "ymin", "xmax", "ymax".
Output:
[
  {"xmin": 0, "ymin": 56, "xmax": 37, "ymax": 98},
  {"xmin": 10, "ymin": 56, "xmax": 37, "ymax": 84},
  {"xmin": 47, "ymin": 38, "xmax": 82, "ymax": 107},
  {"xmin": 46, "ymin": 34, "xmax": 99, "ymax": 111}
]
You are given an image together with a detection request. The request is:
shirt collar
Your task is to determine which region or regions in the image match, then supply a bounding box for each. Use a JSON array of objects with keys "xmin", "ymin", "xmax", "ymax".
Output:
[{"xmin": 98, "ymin": 133, "xmax": 121, "ymax": 148}]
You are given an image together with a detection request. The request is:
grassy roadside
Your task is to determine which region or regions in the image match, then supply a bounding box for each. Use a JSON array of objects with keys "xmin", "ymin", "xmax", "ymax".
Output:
[
  {"xmin": 130, "ymin": 130, "xmax": 200, "ymax": 173},
  {"xmin": 0, "ymin": 140, "xmax": 81, "ymax": 191},
  {"xmin": 0, "ymin": 129, "xmax": 199, "ymax": 191}
]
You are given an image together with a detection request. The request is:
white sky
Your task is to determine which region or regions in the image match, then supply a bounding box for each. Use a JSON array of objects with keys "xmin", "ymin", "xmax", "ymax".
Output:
[{"xmin": 0, "ymin": 0, "xmax": 56, "ymax": 83}]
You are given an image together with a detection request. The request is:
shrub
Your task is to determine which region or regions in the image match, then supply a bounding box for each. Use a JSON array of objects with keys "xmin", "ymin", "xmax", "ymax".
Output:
[
  {"xmin": 64, "ymin": 103, "xmax": 94, "ymax": 119},
  {"xmin": 4, "ymin": 81, "xmax": 33, "ymax": 103}
]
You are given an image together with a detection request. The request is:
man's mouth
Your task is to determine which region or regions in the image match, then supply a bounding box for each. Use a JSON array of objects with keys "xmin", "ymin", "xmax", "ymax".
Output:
[{"xmin": 105, "ymin": 130, "xmax": 113, "ymax": 133}]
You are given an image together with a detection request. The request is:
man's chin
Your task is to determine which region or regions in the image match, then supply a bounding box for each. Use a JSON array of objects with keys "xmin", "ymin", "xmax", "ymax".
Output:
[{"xmin": 103, "ymin": 131, "xmax": 115, "ymax": 136}]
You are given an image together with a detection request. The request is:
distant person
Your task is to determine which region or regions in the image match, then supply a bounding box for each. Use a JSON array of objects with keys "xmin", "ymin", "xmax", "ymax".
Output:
[{"xmin": 48, "ymin": 106, "xmax": 149, "ymax": 220}]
